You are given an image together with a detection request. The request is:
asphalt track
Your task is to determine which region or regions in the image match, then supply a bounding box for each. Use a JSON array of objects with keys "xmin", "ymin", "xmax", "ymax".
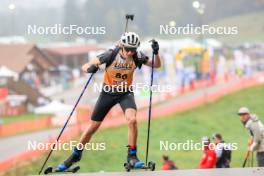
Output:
[{"xmin": 44, "ymin": 167, "xmax": 264, "ymax": 176}]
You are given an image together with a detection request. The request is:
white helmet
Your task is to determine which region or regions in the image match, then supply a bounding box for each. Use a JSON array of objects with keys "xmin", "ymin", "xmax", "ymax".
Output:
[{"xmin": 120, "ymin": 32, "xmax": 140, "ymax": 48}]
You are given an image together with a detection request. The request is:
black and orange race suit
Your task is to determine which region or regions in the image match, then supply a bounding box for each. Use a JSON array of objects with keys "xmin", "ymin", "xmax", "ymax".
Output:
[{"xmin": 90, "ymin": 47, "xmax": 149, "ymax": 121}]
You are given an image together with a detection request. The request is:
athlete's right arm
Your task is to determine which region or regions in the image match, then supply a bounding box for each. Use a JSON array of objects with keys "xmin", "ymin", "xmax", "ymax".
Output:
[
  {"xmin": 82, "ymin": 49, "xmax": 114, "ymax": 73},
  {"xmin": 81, "ymin": 58, "xmax": 101, "ymax": 73}
]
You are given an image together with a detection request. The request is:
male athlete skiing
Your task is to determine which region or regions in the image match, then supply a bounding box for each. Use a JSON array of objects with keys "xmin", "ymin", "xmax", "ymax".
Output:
[{"xmin": 56, "ymin": 32, "xmax": 161, "ymax": 171}]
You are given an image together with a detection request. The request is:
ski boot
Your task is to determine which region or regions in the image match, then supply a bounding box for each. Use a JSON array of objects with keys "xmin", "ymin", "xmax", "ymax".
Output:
[
  {"xmin": 56, "ymin": 147, "xmax": 82, "ymax": 172},
  {"xmin": 124, "ymin": 146, "xmax": 144, "ymax": 171}
]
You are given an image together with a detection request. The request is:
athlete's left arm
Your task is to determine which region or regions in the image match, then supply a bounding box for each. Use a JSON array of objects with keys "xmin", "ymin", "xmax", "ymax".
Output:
[
  {"xmin": 145, "ymin": 54, "xmax": 161, "ymax": 68},
  {"xmin": 144, "ymin": 40, "xmax": 161, "ymax": 68}
]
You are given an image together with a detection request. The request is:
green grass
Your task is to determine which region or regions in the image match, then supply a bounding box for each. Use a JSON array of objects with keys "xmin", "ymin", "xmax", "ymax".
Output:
[
  {"xmin": 1, "ymin": 113, "xmax": 51, "ymax": 125},
  {"xmin": 4, "ymin": 85, "xmax": 264, "ymax": 175}
]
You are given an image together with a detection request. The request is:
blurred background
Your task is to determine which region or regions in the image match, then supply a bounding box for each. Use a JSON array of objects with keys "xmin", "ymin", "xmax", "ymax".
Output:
[{"xmin": 0, "ymin": 0, "xmax": 264, "ymax": 175}]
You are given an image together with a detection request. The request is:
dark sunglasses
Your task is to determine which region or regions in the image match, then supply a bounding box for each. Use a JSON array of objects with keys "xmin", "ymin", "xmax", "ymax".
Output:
[
  {"xmin": 238, "ymin": 113, "xmax": 248, "ymax": 115},
  {"xmin": 124, "ymin": 47, "xmax": 137, "ymax": 53}
]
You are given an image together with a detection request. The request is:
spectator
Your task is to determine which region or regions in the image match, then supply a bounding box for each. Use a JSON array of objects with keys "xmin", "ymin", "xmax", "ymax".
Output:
[
  {"xmin": 199, "ymin": 136, "xmax": 216, "ymax": 169},
  {"xmin": 237, "ymin": 107, "xmax": 264, "ymax": 167},
  {"xmin": 161, "ymin": 155, "xmax": 178, "ymax": 170},
  {"xmin": 212, "ymin": 133, "xmax": 231, "ymax": 168}
]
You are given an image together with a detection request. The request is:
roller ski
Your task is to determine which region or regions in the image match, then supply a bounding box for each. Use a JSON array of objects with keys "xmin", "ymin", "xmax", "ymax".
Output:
[
  {"xmin": 124, "ymin": 161, "xmax": 156, "ymax": 172},
  {"xmin": 44, "ymin": 147, "xmax": 82, "ymax": 175},
  {"xmin": 123, "ymin": 147, "xmax": 155, "ymax": 172},
  {"xmin": 44, "ymin": 165, "xmax": 80, "ymax": 174}
]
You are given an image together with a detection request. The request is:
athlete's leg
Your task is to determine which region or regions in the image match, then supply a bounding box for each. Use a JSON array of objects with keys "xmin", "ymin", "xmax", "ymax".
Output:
[
  {"xmin": 125, "ymin": 108, "xmax": 137, "ymax": 147},
  {"xmin": 119, "ymin": 92, "xmax": 138, "ymax": 147},
  {"xmin": 119, "ymin": 92, "xmax": 142, "ymax": 166},
  {"xmin": 79, "ymin": 120, "xmax": 101, "ymax": 146},
  {"xmin": 58, "ymin": 91, "xmax": 117, "ymax": 170}
]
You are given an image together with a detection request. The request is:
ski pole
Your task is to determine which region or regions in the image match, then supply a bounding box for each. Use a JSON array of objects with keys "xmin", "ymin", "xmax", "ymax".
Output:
[
  {"xmin": 145, "ymin": 41, "xmax": 155, "ymax": 165},
  {"xmin": 38, "ymin": 73, "xmax": 95, "ymax": 175},
  {"xmin": 251, "ymin": 151, "xmax": 254, "ymax": 167},
  {"xmin": 242, "ymin": 150, "xmax": 250, "ymax": 167},
  {"xmin": 124, "ymin": 14, "xmax": 134, "ymax": 32}
]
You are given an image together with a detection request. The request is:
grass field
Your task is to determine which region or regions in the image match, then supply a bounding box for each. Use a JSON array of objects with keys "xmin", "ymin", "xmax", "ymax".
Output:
[
  {"xmin": 1, "ymin": 113, "xmax": 51, "ymax": 125},
  {"xmin": 4, "ymin": 84, "xmax": 264, "ymax": 175}
]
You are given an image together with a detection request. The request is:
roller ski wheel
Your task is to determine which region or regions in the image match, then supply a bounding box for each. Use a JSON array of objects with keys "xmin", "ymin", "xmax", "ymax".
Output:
[
  {"xmin": 123, "ymin": 161, "xmax": 155, "ymax": 172},
  {"xmin": 44, "ymin": 165, "xmax": 80, "ymax": 175}
]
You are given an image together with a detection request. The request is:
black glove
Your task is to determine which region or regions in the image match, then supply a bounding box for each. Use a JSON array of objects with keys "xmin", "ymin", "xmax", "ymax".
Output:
[
  {"xmin": 87, "ymin": 65, "xmax": 99, "ymax": 73},
  {"xmin": 151, "ymin": 40, "xmax": 159, "ymax": 55}
]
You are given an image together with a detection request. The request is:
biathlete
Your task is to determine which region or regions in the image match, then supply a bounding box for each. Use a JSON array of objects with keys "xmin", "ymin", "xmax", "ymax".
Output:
[{"xmin": 57, "ymin": 32, "xmax": 161, "ymax": 171}]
